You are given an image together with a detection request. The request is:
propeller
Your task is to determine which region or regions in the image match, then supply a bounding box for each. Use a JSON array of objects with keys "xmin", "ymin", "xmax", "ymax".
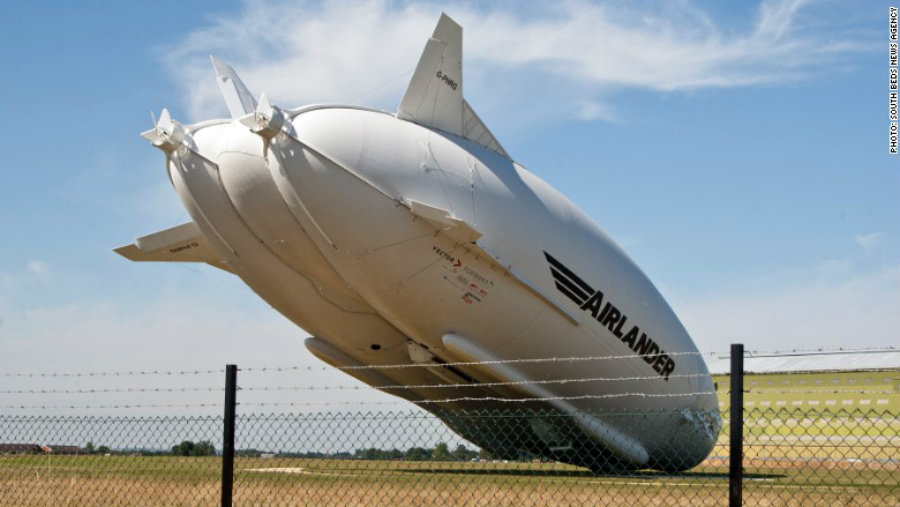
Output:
[
  {"xmin": 208, "ymin": 57, "xmax": 290, "ymax": 156},
  {"xmin": 140, "ymin": 109, "xmax": 187, "ymax": 152},
  {"xmin": 237, "ymin": 93, "xmax": 291, "ymax": 158},
  {"xmin": 239, "ymin": 93, "xmax": 285, "ymax": 139}
]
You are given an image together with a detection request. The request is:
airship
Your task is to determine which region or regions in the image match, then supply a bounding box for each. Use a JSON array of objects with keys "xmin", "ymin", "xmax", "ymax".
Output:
[{"xmin": 116, "ymin": 13, "xmax": 720, "ymax": 472}]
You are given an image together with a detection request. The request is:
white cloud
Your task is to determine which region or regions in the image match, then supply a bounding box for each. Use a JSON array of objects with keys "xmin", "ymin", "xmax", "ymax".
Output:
[
  {"xmin": 674, "ymin": 265, "xmax": 900, "ymax": 354},
  {"xmin": 160, "ymin": 0, "xmax": 867, "ymax": 123},
  {"xmin": 814, "ymin": 258, "xmax": 852, "ymax": 275},
  {"xmin": 574, "ymin": 101, "xmax": 619, "ymax": 123},
  {"xmin": 854, "ymin": 232, "xmax": 883, "ymax": 252},
  {"xmin": 26, "ymin": 260, "xmax": 50, "ymax": 277},
  {"xmin": 0, "ymin": 272, "xmax": 11, "ymax": 317}
]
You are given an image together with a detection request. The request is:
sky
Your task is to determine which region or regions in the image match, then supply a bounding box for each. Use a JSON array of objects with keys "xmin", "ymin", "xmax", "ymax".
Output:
[{"xmin": 0, "ymin": 0, "xmax": 897, "ymax": 413}]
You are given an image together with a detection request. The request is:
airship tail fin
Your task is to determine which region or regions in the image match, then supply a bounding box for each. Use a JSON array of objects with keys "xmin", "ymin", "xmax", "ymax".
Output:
[
  {"xmin": 461, "ymin": 99, "xmax": 508, "ymax": 157},
  {"xmin": 210, "ymin": 55, "xmax": 258, "ymax": 119},
  {"xmin": 398, "ymin": 13, "xmax": 464, "ymax": 136},
  {"xmin": 114, "ymin": 221, "xmax": 232, "ymax": 272},
  {"xmin": 399, "ymin": 14, "xmax": 507, "ymax": 157}
]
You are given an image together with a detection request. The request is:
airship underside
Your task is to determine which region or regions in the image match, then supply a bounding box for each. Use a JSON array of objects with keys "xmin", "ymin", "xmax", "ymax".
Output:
[{"xmin": 117, "ymin": 13, "xmax": 720, "ymax": 472}]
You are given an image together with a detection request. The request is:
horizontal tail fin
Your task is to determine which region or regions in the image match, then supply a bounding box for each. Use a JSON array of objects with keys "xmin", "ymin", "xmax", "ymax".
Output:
[{"xmin": 114, "ymin": 221, "xmax": 231, "ymax": 272}]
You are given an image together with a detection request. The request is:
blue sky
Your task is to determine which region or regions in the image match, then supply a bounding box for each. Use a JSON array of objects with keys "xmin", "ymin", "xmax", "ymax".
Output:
[{"xmin": 0, "ymin": 0, "xmax": 897, "ymax": 401}]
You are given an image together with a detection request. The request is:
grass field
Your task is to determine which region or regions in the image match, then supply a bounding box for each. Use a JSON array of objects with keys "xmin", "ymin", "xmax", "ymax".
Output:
[
  {"xmin": 712, "ymin": 369, "xmax": 900, "ymax": 413},
  {"xmin": 1, "ymin": 432, "xmax": 897, "ymax": 507}
]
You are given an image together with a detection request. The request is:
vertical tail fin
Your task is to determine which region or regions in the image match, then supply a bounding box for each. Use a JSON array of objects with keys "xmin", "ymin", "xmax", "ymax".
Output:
[
  {"xmin": 398, "ymin": 14, "xmax": 507, "ymax": 157},
  {"xmin": 397, "ymin": 13, "xmax": 464, "ymax": 136},
  {"xmin": 210, "ymin": 55, "xmax": 258, "ymax": 119}
]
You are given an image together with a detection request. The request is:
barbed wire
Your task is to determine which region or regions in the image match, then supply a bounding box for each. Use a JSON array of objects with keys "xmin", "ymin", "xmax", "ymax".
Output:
[
  {"xmin": 740, "ymin": 346, "xmax": 900, "ymax": 357},
  {"xmin": 3, "ymin": 378, "xmax": 892, "ymax": 397},
  {"xmin": 748, "ymin": 389, "xmax": 899, "ymax": 395},
  {"xmin": 0, "ymin": 402, "xmax": 224, "ymax": 410},
  {"xmin": 3, "ymin": 346, "xmax": 893, "ymax": 379},
  {"xmin": 240, "ymin": 350, "xmax": 712, "ymax": 374},
  {"xmin": 0, "ymin": 386, "xmax": 225, "ymax": 395},
  {"xmin": 239, "ymin": 391, "xmax": 719, "ymax": 408},
  {"xmin": 238, "ymin": 372, "xmax": 712, "ymax": 393},
  {"xmin": 734, "ymin": 370, "xmax": 900, "ymax": 378},
  {"xmin": 739, "ymin": 372, "xmax": 898, "ymax": 379},
  {"xmin": 0, "ymin": 390, "xmax": 717, "ymax": 410},
  {"xmin": 0, "ymin": 368, "xmax": 225, "ymax": 379},
  {"xmin": 0, "ymin": 353, "xmax": 707, "ymax": 379},
  {"xmin": 0, "ymin": 373, "xmax": 711, "ymax": 396}
]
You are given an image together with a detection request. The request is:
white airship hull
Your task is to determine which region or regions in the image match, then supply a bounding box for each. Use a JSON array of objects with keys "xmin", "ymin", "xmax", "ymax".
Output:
[{"xmin": 118, "ymin": 13, "xmax": 721, "ymax": 472}]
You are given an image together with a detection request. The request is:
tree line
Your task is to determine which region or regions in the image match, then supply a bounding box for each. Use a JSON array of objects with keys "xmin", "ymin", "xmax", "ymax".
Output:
[
  {"xmin": 81, "ymin": 440, "xmax": 216, "ymax": 457},
  {"xmin": 236, "ymin": 442, "xmax": 491, "ymax": 461},
  {"xmin": 82, "ymin": 440, "xmax": 499, "ymax": 461}
]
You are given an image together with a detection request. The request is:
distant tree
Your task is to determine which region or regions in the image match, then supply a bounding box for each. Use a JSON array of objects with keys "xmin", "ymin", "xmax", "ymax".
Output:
[
  {"xmin": 84, "ymin": 442, "xmax": 95, "ymax": 455},
  {"xmin": 452, "ymin": 444, "xmax": 476, "ymax": 461},
  {"xmin": 171, "ymin": 440, "xmax": 215, "ymax": 456},
  {"xmin": 404, "ymin": 447, "xmax": 431, "ymax": 461},
  {"xmin": 433, "ymin": 442, "xmax": 450, "ymax": 461},
  {"xmin": 354, "ymin": 448, "xmax": 375, "ymax": 459},
  {"xmin": 192, "ymin": 441, "xmax": 216, "ymax": 456},
  {"xmin": 97, "ymin": 445, "xmax": 111, "ymax": 454},
  {"xmin": 478, "ymin": 448, "xmax": 493, "ymax": 460},
  {"xmin": 353, "ymin": 447, "xmax": 404, "ymax": 460},
  {"xmin": 172, "ymin": 441, "xmax": 195, "ymax": 456}
]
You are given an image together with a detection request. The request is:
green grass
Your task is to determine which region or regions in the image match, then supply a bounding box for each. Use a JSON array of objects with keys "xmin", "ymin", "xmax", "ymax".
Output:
[
  {"xmin": 1, "ymin": 444, "xmax": 897, "ymax": 507},
  {"xmin": 713, "ymin": 369, "xmax": 900, "ymax": 415}
]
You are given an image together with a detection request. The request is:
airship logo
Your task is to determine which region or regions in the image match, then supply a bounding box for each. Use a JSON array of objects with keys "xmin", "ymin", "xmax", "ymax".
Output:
[{"xmin": 544, "ymin": 252, "xmax": 677, "ymax": 380}]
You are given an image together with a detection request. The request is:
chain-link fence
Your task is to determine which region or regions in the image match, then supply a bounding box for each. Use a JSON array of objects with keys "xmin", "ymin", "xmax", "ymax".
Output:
[
  {"xmin": 1, "ymin": 346, "xmax": 898, "ymax": 506},
  {"xmin": 0, "ymin": 414, "xmax": 223, "ymax": 506},
  {"xmin": 1, "ymin": 407, "xmax": 897, "ymax": 506},
  {"xmin": 742, "ymin": 407, "xmax": 899, "ymax": 506}
]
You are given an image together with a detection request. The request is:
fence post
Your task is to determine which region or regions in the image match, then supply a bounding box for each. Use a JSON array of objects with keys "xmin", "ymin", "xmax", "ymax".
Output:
[
  {"xmin": 729, "ymin": 344, "xmax": 744, "ymax": 507},
  {"xmin": 222, "ymin": 364, "xmax": 237, "ymax": 507}
]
